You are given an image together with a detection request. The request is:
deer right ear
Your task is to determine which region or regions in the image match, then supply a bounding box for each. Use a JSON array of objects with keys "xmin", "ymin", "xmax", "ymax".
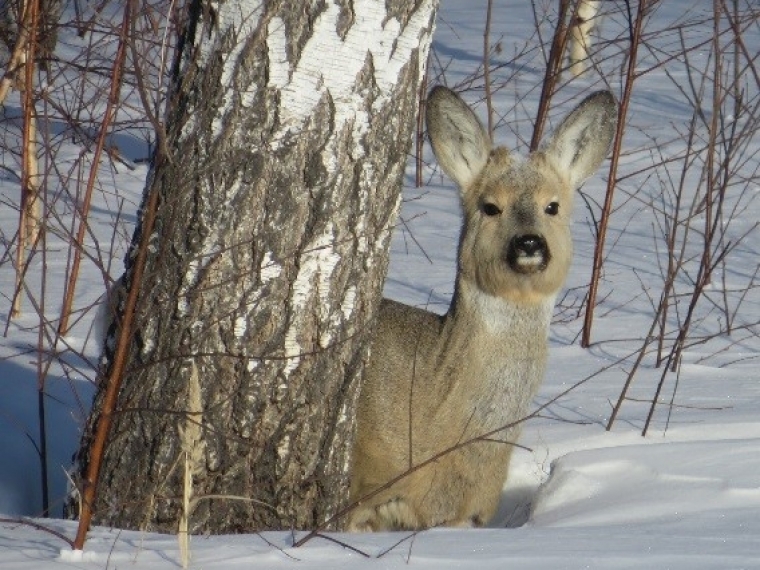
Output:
[
  {"xmin": 426, "ymin": 86, "xmax": 491, "ymax": 191},
  {"xmin": 542, "ymin": 90, "xmax": 617, "ymax": 189}
]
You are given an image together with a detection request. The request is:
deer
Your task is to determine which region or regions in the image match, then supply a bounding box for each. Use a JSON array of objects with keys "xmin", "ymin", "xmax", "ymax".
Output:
[{"xmin": 347, "ymin": 86, "xmax": 617, "ymax": 531}]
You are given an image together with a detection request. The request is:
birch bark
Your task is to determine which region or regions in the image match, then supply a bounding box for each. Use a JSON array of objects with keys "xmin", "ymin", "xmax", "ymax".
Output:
[{"xmin": 73, "ymin": 0, "xmax": 437, "ymax": 532}]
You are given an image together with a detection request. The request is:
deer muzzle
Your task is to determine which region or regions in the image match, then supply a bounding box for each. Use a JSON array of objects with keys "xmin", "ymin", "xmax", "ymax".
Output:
[{"xmin": 506, "ymin": 234, "xmax": 550, "ymax": 274}]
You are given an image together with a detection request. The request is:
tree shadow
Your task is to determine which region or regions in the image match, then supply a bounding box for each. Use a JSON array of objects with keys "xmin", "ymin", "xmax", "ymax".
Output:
[
  {"xmin": 0, "ymin": 356, "xmax": 95, "ymax": 518},
  {"xmin": 2, "ymin": 103, "xmax": 153, "ymax": 164}
]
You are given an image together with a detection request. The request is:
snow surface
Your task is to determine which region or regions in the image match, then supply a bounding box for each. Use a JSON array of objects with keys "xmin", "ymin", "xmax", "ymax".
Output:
[{"xmin": 1, "ymin": 0, "xmax": 759, "ymax": 568}]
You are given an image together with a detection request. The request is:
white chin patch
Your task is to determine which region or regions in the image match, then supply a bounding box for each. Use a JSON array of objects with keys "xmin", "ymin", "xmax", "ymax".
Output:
[
  {"xmin": 512, "ymin": 254, "xmax": 547, "ymax": 274},
  {"xmin": 516, "ymin": 255, "xmax": 544, "ymax": 266}
]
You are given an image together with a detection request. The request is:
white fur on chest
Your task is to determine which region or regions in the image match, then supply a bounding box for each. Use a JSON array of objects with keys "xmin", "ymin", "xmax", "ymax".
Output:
[
  {"xmin": 470, "ymin": 288, "xmax": 555, "ymax": 336},
  {"xmin": 464, "ymin": 289, "xmax": 555, "ymax": 433}
]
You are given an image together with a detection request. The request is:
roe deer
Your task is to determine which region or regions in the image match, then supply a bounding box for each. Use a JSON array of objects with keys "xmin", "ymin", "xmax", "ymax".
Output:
[{"xmin": 348, "ymin": 86, "xmax": 617, "ymax": 531}]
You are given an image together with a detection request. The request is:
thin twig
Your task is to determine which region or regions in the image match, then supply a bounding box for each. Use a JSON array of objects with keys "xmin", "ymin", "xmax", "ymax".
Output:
[
  {"xmin": 530, "ymin": 0, "xmax": 571, "ymax": 152},
  {"xmin": 582, "ymin": 0, "xmax": 648, "ymax": 347},
  {"xmin": 483, "ymin": 0, "xmax": 494, "ymax": 139},
  {"xmin": 58, "ymin": 2, "xmax": 131, "ymax": 335}
]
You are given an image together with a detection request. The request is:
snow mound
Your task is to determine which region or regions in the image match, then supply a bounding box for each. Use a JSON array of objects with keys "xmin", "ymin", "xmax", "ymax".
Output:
[{"xmin": 529, "ymin": 440, "xmax": 760, "ymax": 530}]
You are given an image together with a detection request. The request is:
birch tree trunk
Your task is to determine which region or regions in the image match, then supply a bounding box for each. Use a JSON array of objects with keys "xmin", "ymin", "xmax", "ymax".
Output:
[{"xmin": 73, "ymin": 0, "xmax": 437, "ymax": 533}]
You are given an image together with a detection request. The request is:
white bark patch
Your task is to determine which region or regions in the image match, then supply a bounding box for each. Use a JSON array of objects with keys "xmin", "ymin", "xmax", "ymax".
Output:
[
  {"xmin": 341, "ymin": 285, "xmax": 357, "ymax": 321},
  {"xmin": 234, "ymin": 316, "xmax": 247, "ymax": 338},
  {"xmin": 283, "ymin": 223, "xmax": 341, "ymax": 374},
  {"xmin": 260, "ymin": 251, "xmax": 282, "ymax": 283},
  {"xmin": 265, "ymin": 17, "xmax": 289, "ymax": 91},
  {"xmin": 176, "ymin": 259, "xmax": 199, "ymax": 317},
  {"xmin": 193, "ymin": 2, "xmax": 263, "ymax": 136},
  {"xmin": 266, "ymin": 0, "xmax": 434, "ymax": 153}
]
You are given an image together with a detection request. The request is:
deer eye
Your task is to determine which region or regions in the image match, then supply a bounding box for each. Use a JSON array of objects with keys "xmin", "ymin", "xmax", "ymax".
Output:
[
  {"xmin": 545, "ymin": 201, "xmax": 560, "ymax": 216},
  {"xmin": 481, "ymin": 202, "xmax": 502, "ymax": 217}
]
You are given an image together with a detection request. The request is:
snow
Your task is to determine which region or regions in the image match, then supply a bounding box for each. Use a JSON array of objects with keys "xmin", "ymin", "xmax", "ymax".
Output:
[{"xmin": 2, "ymin": 0, "xmax": 760, "ymax": 568}]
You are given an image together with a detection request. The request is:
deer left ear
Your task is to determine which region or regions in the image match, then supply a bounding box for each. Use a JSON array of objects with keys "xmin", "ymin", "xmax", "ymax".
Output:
[
  {"xmin": 543, "ymin": 91, "xmax": 617, "ymax": 188},
  {"xmin": 426, "ymin": 86, "xmax": 492, "ymax": 192}
]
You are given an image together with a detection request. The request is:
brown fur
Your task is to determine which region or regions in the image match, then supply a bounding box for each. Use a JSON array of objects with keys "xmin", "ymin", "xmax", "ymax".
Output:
[{"xmin": 347, "ymin": 87, "xmax": 617, "ymax": 531}]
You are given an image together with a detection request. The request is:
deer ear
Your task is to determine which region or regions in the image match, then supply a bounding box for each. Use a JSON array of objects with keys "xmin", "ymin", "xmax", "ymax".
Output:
[
  {"xmin": 426, "ymin": 86, "xmax": 491, "ymax": 191},
  {"xmin": 543, "ymin": 90, "xmax": 617, "ymax": 188}
]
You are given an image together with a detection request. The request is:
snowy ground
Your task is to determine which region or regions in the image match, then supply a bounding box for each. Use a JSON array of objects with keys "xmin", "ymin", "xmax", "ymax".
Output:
[{"xmin": 1, "ymin": 0, "xmax": 759, "ymax": 568}]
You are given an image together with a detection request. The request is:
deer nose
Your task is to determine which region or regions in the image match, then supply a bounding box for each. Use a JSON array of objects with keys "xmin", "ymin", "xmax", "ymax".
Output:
[
  {"xmin": 507, "ymin": 234, "xmax": 549, "ymax": 274},
  {"xmin": 512, "ymin": 234, "xmax": 545, "ymax": 257}
]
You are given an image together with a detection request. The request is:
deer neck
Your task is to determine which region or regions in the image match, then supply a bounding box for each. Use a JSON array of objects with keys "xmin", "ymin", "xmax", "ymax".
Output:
[
  {"xmin": 446, "ymin": 278, "xmax": 555, "ymax": 343},
  {"xmin": 427, "ymin": 278, "xmax": 556, "ymax": 436}
]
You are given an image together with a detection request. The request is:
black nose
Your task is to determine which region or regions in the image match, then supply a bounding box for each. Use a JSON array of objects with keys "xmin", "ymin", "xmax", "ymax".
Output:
[
  {"xmin": 507, "ymin": 234, "xmax": 549, "ymax": 274},
  {"xmin": 512, "ymin": 235, "xmax": 545, "ymax": 257}
]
